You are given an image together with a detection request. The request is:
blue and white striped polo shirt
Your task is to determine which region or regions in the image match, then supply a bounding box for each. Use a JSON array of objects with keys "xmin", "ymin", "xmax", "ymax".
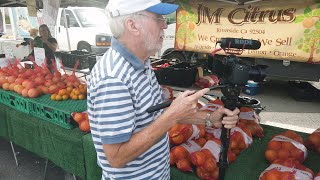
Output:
[{"xmin": 87, "ymin": 38, "xmax": 170, "ymax": 180}]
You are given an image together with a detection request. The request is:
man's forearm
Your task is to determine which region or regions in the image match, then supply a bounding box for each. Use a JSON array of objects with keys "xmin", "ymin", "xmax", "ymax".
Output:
[{"xmin": 103, "ymin": 112, "xmax": 175, "ymax": 168}]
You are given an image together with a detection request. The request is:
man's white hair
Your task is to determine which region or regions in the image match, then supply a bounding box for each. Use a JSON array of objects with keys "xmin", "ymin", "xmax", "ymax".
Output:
[{"xmin": 105, "ymin": 9, "xmax": 146, "ymax": 38}]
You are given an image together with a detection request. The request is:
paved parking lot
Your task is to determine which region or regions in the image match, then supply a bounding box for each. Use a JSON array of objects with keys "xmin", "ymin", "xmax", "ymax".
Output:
[{"xmin": 0, "ymin": 79, "xmax": 319, "ymax": 180}]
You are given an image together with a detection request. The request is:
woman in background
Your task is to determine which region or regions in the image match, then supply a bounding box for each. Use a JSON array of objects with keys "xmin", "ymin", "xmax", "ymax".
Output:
[
  {"xmin": 30, "ymin": 24, "xmax": 58, "ymax": 73},
  {"xmin": 31, "ymin": 24, "xmax": 58, "ymax": 63}
]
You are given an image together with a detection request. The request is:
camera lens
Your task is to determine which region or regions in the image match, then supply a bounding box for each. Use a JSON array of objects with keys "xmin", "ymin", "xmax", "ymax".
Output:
[{"xmin": 249, "ymin": 65, "xmax": 268, "ymax": 82}]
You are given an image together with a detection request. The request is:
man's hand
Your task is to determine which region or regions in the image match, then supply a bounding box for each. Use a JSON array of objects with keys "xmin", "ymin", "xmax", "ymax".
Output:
[
  {"xmin": 164, "ymin": 88, "xmax": 210, "ymax": 124},
  {"xmin": 210, "ymin": 107, "xmax": 240, "ymax": 129}
]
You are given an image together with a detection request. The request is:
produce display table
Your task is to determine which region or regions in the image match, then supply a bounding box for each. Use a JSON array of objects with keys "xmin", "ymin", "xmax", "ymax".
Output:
[
  {"xmin": 0, "ymin": 103, "xmax": 87, "ymax": 179},
  {"xmin": 0, "ymin": 102, "xmax": 319, "ymax": 180}
]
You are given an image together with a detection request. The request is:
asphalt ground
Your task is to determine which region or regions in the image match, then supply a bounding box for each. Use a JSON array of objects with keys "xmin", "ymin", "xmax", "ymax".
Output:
[{"xmin": 0, "ymin": 79, "xmax": 319, "ymax": 180}]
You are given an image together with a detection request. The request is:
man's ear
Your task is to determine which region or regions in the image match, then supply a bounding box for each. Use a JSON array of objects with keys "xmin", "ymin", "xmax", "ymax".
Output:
[{"xmin": 125, "ymin": 18, "xmax": 141, "ymax": 36}]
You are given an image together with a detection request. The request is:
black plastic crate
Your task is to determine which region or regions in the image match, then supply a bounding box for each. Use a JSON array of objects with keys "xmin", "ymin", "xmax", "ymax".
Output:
[
  {"xmin": 88, "ymin": 55, "xmax": 96, "ymax": 71},
  {"xmin": 88, "ymin": 54, "xmax": 104, "ymax": 71},
  {"xmin": 288, "ymin": 81, "xmax": 320, "ymax": 102},
  {"xmin": 74, "ymin": 54, "xmax": 89, "ymax": 70},
  {"xmin": 60, "ymin": 51, "xmax": 95, "ymax": 70},
  {"xmin": 152, "ymin": 60, "xmax": 199, "ymax": 87},
  {"xmin": 59, "ymin": 52, "xmax": 73, "ymax": 68}
]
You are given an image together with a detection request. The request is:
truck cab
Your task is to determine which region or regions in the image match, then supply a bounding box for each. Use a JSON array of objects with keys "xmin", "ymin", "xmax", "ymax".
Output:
[{"xmin": 55, "ymin": 7, "xmax": 111, "ymax": 54}]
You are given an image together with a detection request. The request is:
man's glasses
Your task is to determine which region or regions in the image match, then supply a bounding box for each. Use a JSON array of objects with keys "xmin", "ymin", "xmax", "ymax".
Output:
[{"xmin": 137, "ymin": 14, "xmax": 167, "ymax": 24}]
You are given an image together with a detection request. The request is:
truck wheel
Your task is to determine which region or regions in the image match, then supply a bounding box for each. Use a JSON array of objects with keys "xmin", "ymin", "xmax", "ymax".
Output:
[
  {"xmin": 78, "ymin": 43, "xmax": 91, "ymax": 52},
  {"xmin": 161, "ymin": 51, "xmax": 186, "ymax": 62}
]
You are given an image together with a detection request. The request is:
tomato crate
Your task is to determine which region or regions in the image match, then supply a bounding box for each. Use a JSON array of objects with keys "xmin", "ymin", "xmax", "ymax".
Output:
[
  {"xmin": 28, "ymin": 95, "xmax": 87, "ymax": 129},
  {"xmin": 0, "ymin": 89, "xmax": 30, "ymax": 114}
]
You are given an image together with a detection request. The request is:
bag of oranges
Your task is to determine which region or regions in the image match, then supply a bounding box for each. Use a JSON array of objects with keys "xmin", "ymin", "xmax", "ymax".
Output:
[
  {"xmin": 259, "ymin": 158, "xmax": 314, "ymax": 180},
  {"xmin": 304, "ymin": 127, "xmax": 320, "ymax": 154},
  {"xmin": 170, "ymin": 137, "xmax": 206, "ymax": 172},
  {"xmin": 71, "ymin": 111, "xmax": 90, "ymax": 132},
  {"xmin": 169, "ymin": 124, "xmax": 205, "ymax": 146},
  {"xmin": 265, "ymin": 130, "xmax": 307, "ymax": 163}
]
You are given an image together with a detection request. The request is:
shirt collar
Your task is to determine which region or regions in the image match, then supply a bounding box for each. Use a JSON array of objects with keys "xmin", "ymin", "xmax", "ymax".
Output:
[{"xmin": 111, "ymin": 37, "xmax": 145, "ymax": 70}]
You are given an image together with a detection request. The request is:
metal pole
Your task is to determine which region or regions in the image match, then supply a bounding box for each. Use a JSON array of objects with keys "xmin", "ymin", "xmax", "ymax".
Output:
[
  {"xmin": 10, "ymin": 141, "xmax": 19, "ymax": 167},
  {"xmin": 62, "ymin": 8, "xmax": 71, "ymax": 51}
]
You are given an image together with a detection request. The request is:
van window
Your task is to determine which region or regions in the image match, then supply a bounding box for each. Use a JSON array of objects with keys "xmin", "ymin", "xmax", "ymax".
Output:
[
  {"xmin": 74, "ymin": 9, "xmax": 107, "ymax": 27},
  {"xmin": 60, "ymin": 9, "xmax": 79, "ymax": 27}
]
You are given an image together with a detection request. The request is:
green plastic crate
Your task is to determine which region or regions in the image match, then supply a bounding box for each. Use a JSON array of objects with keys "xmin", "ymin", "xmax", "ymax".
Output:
[
  {"xmin": 0, "ymin": 89, "xmax": 29, "ymax": 114},
  {"xmin": 28, "ymin": 95, "xmax": 87, "ymax": 129}
]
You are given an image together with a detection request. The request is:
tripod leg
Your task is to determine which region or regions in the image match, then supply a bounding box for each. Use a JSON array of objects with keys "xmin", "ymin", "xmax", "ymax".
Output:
[
  {"xmin": 43, "ymin": 158, "xmax": 48, "ymax": 180},
  {"xmin": 10, "ymin": 141, "xmax": 19, "ymax": 167}
]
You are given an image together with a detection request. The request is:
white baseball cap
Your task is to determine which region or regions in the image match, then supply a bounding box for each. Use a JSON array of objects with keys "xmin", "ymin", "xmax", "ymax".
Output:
[{"xmin": 106, "ymin": 0, "xmax": 179, "ymax": 17}]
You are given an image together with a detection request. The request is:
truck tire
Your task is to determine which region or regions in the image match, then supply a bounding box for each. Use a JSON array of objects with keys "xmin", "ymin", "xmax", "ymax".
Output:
[
  {"xmin": 78, "ymin": 43, "xmax": 91, "ymax": 52},
  {"xmin": 161, "ymin": 51, "xmax": 186, "ymax": 62}
]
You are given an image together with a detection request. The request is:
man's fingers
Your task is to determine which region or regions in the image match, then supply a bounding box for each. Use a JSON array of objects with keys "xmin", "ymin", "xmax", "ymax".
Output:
[
  {"xmin": 221, "ymin": 107, "xmax": 240, "ymax": 116},
  {"xmin": 179, "ymin": 90, "xmax": 196, "ymax": 98},
  {"xmin": 188, "ymin": 88, "xmax": 210, "ymax": 100}
]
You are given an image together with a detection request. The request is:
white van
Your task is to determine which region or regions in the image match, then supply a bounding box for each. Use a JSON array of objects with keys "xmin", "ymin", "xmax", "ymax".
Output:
[{"xmin": 55, "ymin": 7, "xmax": 112, "ymax": 54}]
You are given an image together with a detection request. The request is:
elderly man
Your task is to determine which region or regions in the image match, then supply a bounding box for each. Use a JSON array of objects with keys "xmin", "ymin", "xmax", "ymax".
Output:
[{"xmin": 87, "ymin": 0, "xmax": 240, "ymax": 179}]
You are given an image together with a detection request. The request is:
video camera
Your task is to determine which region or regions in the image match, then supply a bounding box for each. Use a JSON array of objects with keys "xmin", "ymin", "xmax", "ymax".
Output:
[
  {"xmin": 216, "ymin": 38, "xmax": 268, "ymax": 86},
  {"xmin": 213, "ymin": 38, "xmax": 268, "ymax": 180}
]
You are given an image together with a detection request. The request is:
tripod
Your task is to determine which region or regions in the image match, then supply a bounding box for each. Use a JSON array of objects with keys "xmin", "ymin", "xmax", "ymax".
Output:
[{"xmin": 218, "ymin": 84, "xmax": 241, "ymax": 180}]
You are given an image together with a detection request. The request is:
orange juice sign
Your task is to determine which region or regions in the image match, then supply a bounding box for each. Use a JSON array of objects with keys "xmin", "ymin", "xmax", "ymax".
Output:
[{"xmin": 174, "ymin": 0, "xmax": 320, "ymax": 63}]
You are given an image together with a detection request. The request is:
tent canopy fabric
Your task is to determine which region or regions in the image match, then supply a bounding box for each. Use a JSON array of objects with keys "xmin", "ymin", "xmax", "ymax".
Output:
[{"xmin": 0, "ymin": 0, "xmax": 108, "ymax": 8}]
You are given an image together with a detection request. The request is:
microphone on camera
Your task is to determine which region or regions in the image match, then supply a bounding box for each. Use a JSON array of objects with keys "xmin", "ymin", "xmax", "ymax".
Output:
[{"xmin": 219, "ymin": 38, "xmax": 261, "ymax": 50}]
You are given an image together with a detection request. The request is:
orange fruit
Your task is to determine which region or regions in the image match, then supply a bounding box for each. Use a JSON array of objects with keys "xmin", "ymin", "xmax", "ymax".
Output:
[
  {"xmin": 190, "ymin": 151, "xmax": 206, "ymax": 166},
  {"xmin": 50, "ymin": 94, "xmax": 57, "ymax": 100},
  {"xmin": 83, "ymin": 113, "xmax": 89, "ymax": 121},
  {"xmin": 203, "ymin": 158, "xmax": 217, "ymax": 172},
  {"xmin": 78, "ymin": 94, "xmax": 86, "ymax": 100},
  {"xmin": 73, "ymin": 89, "xmax": 81, "ymax": 96},
  {"xmin": 308, "ymin": 133, "xmax": 320, "ymax": 146},
  {"xmin": 264, "ymin": 169, "xmax": 281, "ymax": 180},
  {"xmin": 180, "ymin": 10, "xmax": 187, "ymax": 16},
  {"xmin": 189, "ymin": 22, "xmax": 195, "ymax": 30},
  {"xmin": 302, "ymin": 17, "xmax": 315, "ymax": 28},
  {"xmin": 66, "ymin": 86, "xmax": 73, "ymax": 93},
  {"xmin": 62, "ymin": 94, "xmax": 69, "ymax": 100},
  {"xmin": 278, "ymin": 149, "xmax": 290, "ymax": 160},
  {"xmin": 55, "ymin": 95, "xmax": 62, "ymax": 101},
  {"xmin": 268, "ymin": 141, "xmax": 282, "ymax": 151},
  {"xmin": 79, "ymin": 88, "xmax": 87, "ymax": 94},
  {"xmin": 73, "ymin": 113, "xmax": 84, "ymax": 123},
  {"xmin": 58, "ymin": 89, "xmax": 68, "ymax": 96},
  {"xmin": 265, "ymin": 149, "xmax": 277, "ymax": 163},
  {"xmin": 79, "ymin": 84, "xmax": 85, "ymax": 89},
  {"xmin": 290, "ymin": 148, "xmax": 303, "ymax": 161},
  {"xmin": 281, "ymin": 142, "xmax": 294, "ymax": 150},
  {"xmin": 71, "ymin": 94, "xmax": 78, "ymax": 100},
  {"xmin": 280, "ymin": 172, "xmax": 295, "ymax": 180},
  {"xmin": 79, "ymin": 120, "xmax": 90, "ymax": 132}
]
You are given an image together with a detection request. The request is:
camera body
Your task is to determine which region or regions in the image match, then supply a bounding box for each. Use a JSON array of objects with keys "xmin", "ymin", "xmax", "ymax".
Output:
[{"xmin": 221, "ymin": 55, "xmax": 267, "ymax": 86}]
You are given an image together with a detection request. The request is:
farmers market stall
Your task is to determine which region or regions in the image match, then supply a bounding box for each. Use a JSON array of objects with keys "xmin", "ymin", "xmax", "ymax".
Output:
[{"xmin": 0, "ymin": 100, "xmax": 320, "ymax": 180}]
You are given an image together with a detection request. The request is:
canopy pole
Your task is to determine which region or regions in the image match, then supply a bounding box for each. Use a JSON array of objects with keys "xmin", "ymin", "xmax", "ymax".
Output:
[{"xmin": 62, "ymin": 8, "xmax": 71, "ymax": 51}]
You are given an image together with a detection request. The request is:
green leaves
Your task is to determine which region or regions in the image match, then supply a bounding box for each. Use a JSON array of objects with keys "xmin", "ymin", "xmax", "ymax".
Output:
[
  {"xmin": 315, "ymin": 20, "xmax": 320, "ymax": 29},
  {"xmin": 313, "ymin": 9, "xmax": 320, "ymax": 16},
  {"xmin": 304, "ymin": 7, "xmax": 313, "ymax": 17},
  {"xmin": 294, "ymin": 15, "xmax": 305, "ymax": 23}
]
